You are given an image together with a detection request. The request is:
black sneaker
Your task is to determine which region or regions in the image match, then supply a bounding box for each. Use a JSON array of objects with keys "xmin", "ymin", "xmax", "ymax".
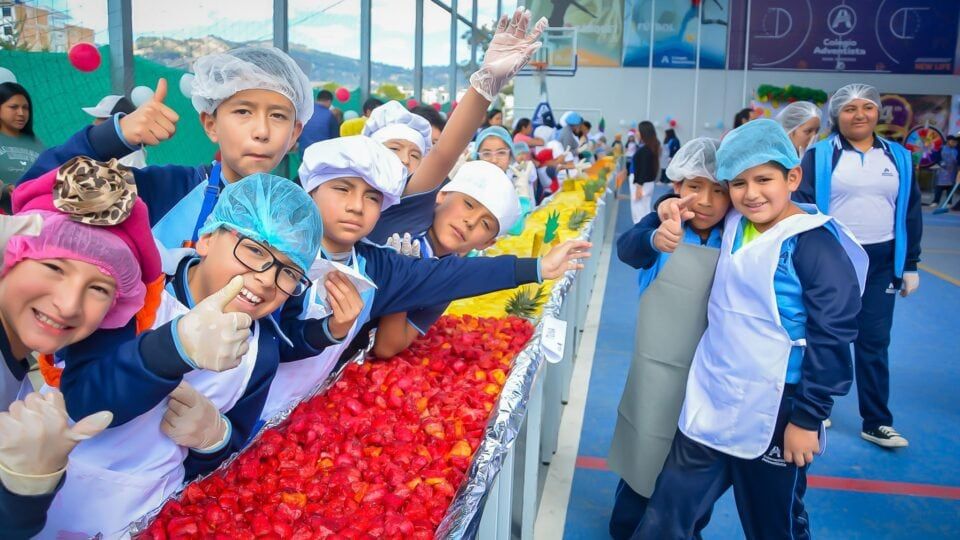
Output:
[{"xmin": 861, "ymin": 426, "xmax": 909, "ymax": 448}]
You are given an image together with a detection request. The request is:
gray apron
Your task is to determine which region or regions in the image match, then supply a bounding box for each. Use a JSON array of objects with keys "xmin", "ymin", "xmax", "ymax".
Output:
[{"xmin": 607, "ymin": 242, "xmax": 719, "ymax": 497}]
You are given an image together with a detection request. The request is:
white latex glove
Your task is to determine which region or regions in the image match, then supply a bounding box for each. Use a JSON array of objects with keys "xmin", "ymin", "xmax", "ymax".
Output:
[
  {"xmin": 0, "ymin": 214, "xmax": 42, "ymax": 266},
  {"xmin": 900, "ymin": 272, "xmax": 919, "ymax": 297},
  {"xmin": 0, "ymin": 391, "xmax": 112, "ymax": 496},
  {"xmin": 386, "ymin": 233, "xmax": 422, "ymax": 258},
  {"xmin": 176, "ymin": 276, "xmax": 253, "ymax": 372},
  {"xmin": 469, "ymin": 9, "xmax": 548, "ymax": 101},
  {"xmin": 161, "ymin": 382, "xmax": 228, "ymax": 451}
]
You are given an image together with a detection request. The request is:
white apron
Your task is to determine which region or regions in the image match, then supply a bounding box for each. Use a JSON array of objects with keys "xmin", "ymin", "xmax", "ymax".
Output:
[
  {"xmin": 679, "ymin": 207, "xmax": 867, "ymax": 459},
  {"xmin": 629, "ymin": 180, "xmax": 655, "ymax": 224},
  {"xmin": 261, "ymin": 251, "xmax": 375, "ymax": 421},
  {"xmin": 41, "ymin": 289, "xmax": 261, "ymax": 539}
]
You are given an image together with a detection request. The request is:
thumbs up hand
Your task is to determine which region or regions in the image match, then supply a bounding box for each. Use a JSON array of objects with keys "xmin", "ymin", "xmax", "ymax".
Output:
[
  {"xmin": 654, "ymin": 194, "xmax": 696, "ymax": 253},
  {"xmin": 119, "ymin": 78, "xmax": 180, "ymax": 147},
  {"xmin": 0, "ymin": 391, "xmax": 113, "ymax": 496},
  {"xmin": 176, "ymin": 276, "xmax": 253, "ymax": 372}
]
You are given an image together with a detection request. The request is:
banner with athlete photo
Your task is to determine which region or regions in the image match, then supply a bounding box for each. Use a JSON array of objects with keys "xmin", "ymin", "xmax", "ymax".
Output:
[
  {"xmin": 622, "ymin": 0, "xmax": 730, "ymax": 69},
  {"xmin": 727, "ymin": 0, "xmax": 959, "ymax": 74},
  {"xmin": 526, "ymin": 0, "xmax": 624, "ymax": 67}
]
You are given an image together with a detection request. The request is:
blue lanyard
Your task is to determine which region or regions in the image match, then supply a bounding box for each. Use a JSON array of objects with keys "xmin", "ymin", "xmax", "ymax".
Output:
[{"xmin": 191, "ymin": 162, "xmax": 223, "ymax": 243}]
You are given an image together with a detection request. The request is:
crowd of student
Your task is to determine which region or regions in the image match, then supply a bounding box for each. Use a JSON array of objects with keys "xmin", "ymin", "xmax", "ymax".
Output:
[
  {"xmin": 610, "ymin": 83, "xmax": 924, "ymax": 539},
  {"xmin": 0, "ymin": 5, "xmax": 941, "ymax": 539}
]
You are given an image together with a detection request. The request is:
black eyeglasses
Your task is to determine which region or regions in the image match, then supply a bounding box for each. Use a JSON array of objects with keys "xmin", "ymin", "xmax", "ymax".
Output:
[{"xmin": 231, "ymin": 232, "xmax": 310, "ymax": 296}]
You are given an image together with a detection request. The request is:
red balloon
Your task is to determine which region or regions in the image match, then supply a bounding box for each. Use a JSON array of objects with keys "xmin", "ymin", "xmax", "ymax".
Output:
[
  {"xmin": 406, "ymin": 99, "xmax": 419, "ymax": 109},
  {"xmin": 450, "ymin": 100, "xmax": 458, "ymax": 110},
  {"xmin": 335, "ymin": 87, "xmax": 350, "ymax": 102},
  {"xmin": 669, "ymin": 119, "xmax": 677, "ymax": 127},
  {"xmin": 431, "ymin": 102, "xmax": 442, "ymax": 111},
  {"xmin": 68, "ymin": 42, "xmax": 101, "ymax": 72}
]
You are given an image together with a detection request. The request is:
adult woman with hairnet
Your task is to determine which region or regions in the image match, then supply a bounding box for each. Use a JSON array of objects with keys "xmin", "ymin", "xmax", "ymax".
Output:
[
  {"xmin": 795, "ymin": 83, "xmax": 922, "ymax": 449},
  {"xmin": 775, "ymin": 101, "xmax": 821, "ymax": 156}
]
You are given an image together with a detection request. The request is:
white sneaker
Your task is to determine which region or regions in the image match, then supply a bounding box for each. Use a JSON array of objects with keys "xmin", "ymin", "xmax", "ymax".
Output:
[
  {"xmin": 861, "ymin": 426, "xmax": 909, "ymax": 448},
  {"xmin": 823, "ymin": 418, "xmax": 832, "ymax": 429}
]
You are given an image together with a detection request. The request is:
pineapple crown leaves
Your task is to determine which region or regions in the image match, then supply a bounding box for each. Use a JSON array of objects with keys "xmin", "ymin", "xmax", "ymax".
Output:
[
  {"xmin": 504, "ymin": 285, "xmax": 547, "ymax": 319},
  {"xmin": 543, "ymin": 210, "xmax": 561, "ymax": 243},
  {"xmin": 567, "ymin": 209, "xmax": 590, "ymax": 231}
]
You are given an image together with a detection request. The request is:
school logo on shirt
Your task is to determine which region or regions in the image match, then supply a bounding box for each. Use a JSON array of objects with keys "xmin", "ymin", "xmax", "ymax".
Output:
[
  {"xmin": 881, "ymin": 168, "xmax": 894, "ymax": 177},
  {"xmin": 762, "ymin": 445, "xmax": 787, "ymax": 467}
]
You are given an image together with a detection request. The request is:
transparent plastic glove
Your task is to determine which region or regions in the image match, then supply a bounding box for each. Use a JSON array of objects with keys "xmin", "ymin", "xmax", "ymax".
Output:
[
  {"xmin": 469, "ymin": 9, "xmax": 547, "ymax": 101},
  {"xmin": 386, "ymin": 233, "xmax": 422, "ymax": 258},
  {"xmin": 176, "ymin": 275, "xmax": 253, "ymax": 371},
  {"xmin": 0, "ymin": 214, "xmax": 42, "ymax": 266},
  {"xmin": 119, "ymin": 78, "xmax": 180, "ymax": 146},
  {"xmin": 540, "ymin": 240, "xmax": 593, "ymax": 280},
  {"xmin": 0, "ymin": 391, "xmax": 112, "ymax": 496},
  {"xmin": 161, "ymin": 382, "xmax": 228, "ymax": 451},
  {"xmin": 900, "ymin": 272, "xmax": 919, "ymax": 297}
]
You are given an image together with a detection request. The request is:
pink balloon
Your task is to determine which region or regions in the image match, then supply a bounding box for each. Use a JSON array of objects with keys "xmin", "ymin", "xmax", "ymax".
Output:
[
  {"xmin": 431, "ymin": 102, "xmax": 442, "ymax": 111},
  {"xmin": 68, "ymin": 42, "xmax": 101, "ymax": 72},
  {"xmin": 335, "ymin": 87, "xmax": 350, "ymax": 102},
  {"xmin": 406, "ymin": 99, "xmax": 419, "ymax": 109},
  {"xmin": 450, "ymin": 100, "xmax": 458, "ymax": 110}
]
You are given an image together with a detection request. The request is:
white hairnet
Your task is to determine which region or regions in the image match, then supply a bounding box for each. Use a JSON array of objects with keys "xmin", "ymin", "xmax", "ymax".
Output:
[
  {"xmin": 665, "ymin": 138, "xmax": 721, "ymax": 183},
  {"xmin": 716, "ymin": 119, "xmax": 800, "ymax": 182},
  {"xmin": 299, "ymin": 136, "xmax": 407, "ymax": 210},
  {"xmin": 441, "ymin": 161, "xmax": 521, "ymax": 236},
  {"xmin": 775, "ymin": 101, "xmax": 822, "ymax": 135},
  {"xmin": 361, "ymin": 101, "xmax": 433, "ymax": 154},
  {"xmin": 191, "ymin": 46, "xmax": 314, "ymax": 124},
  {"xmin": 828, "ymin": 84, "xmax": 880, "ymax": 122}
]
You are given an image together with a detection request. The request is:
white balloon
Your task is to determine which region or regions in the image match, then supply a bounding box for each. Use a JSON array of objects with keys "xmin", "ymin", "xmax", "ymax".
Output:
[
  {"xmin": 0, "ymin": 67, "xmax": 16, "ymax": 84},
  {"xmin": 179, "ymin": 73, "xmax": 195, "ymax": 98},
  {"xmin": 131, "ymin": 85, "xmax": 155, "ymax": 107},
  {"xmin": 618, "ymin": 119, "xmax": 626, "ymax": 126},
  {"xmin": 343, "ymin": 110, "xmax": 359, "ymax": 120}
]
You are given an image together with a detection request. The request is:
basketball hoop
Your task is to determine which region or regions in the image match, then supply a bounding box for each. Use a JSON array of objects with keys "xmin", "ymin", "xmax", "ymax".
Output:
[{"xmin": 529, "ymin": 60, "xmax": 549, "ymax": 72}]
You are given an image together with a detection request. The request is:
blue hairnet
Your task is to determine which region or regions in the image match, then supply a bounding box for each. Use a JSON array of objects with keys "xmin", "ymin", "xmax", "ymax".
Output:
[
  {"xmin": 475, "ymin": 126, "xmax": 515, "ymax": 156},
  {"xmin": 198, "ymin": 173, "xmax": 322, "ymax": 272},
  {"xmin": 716, "ymin": 119, "xmax": 801, "ymax": 182},
  {"xmin": 514, "ymin": 141, "xmax": 531, "ymax": 154}
]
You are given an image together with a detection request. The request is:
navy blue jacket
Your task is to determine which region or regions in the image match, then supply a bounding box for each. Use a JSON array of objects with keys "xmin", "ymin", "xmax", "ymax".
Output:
[
  {"xmin": 796, "ymin": 135, "xmax": 921, "ymax": 273},
  {"xmin": 281, "ymin": 241, "xmax": 541, "ymax": 354},
  {"xmin": 789, "ymin": 227, "xmax": 862, "ymax": 429},
  {"xmin": 17, "ymin": 118, "xmax": 213, "ymax": 226},
  {"xmin": 0, "ymin": 477, "xmax": 63, "ymax": 539}
]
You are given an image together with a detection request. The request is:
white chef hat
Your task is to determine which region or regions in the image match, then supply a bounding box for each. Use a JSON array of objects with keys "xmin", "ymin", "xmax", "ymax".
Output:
[
  {"xmin": 440, "ymin": 160, "xmax": 521, "ymax": 236},
  {"xmin": 298, "ymin": 136, "xmax": 407, "ymax": 210},
  {"xmin": 361, "ymin": 100, "xmax": 433, "ymax": 154},
  {"xmin": 534, "ymin": 125, "xmax": 556, "ymax": 142}
]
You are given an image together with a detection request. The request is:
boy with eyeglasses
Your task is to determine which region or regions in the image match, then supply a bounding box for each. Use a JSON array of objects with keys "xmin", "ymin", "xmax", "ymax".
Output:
[{"xmin": 40, "ymin": 174, "xmax": 340, "ymax": 538}]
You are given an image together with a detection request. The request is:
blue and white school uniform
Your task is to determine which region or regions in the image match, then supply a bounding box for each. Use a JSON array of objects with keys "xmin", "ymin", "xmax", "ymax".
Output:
[
  {"xmin": 41, "ymin": 255, "xmax": 282, "ymax": 539},
  {"xmin": 637, "ymin": 206, "xmax": 867, "ymax": 540},
  {"xmin": 797, "ymin": 133, "xmax": 922, "ymax": 431}
]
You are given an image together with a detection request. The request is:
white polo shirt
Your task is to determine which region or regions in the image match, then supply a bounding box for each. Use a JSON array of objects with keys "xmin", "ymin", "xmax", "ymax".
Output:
[{"xmin": 828, "ymin": 141, "xmax": 899, "ymax": 245}]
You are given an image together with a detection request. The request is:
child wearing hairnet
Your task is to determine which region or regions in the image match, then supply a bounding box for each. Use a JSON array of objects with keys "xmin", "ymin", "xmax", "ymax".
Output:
[
  {"xmin": 363, "ymin": 9, "xmax": 547, "ymax": 246},
  {"xmin": 19, "ymin": 46, "xmax": 314, "ymax": 250},
  {"xmin": 795, "ymin": 83, "xmax": 921, "ymax": 447},
  {"xmin": 261, "ymin": 136, "xmax": 592, "ymax": 420},
  {"xmin": 635, "ymin": 120, "xmax": 868, "ymax": 540},
  {"xmin": 39, "ymin": 174, "xmax": 336, "ymax": 537},
  {"xmin": 0, "ymin": 157, "xmax": 163, "ymax": 537},
  {"xmin": 775, "ymin": 101, "xmax": 822, "ymax": 156},
  {"xmin": 371, "ymin": 160, "xmax": 524, "ymax": 359},
  {"xmin": 607, "ymin": 138, "xmax": 727, "ymax": 539}
]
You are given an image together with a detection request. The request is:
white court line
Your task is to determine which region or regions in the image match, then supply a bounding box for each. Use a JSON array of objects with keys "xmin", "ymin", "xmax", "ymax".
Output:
[{"xmin": 534, "ymin": 201, "xmax": 619, "ymax": 540}]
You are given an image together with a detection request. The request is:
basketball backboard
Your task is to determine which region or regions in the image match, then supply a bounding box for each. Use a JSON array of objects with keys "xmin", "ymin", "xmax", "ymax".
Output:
[{"xmin": 517, "ymin": 26, "xmax": 578, "ymax": 77}]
